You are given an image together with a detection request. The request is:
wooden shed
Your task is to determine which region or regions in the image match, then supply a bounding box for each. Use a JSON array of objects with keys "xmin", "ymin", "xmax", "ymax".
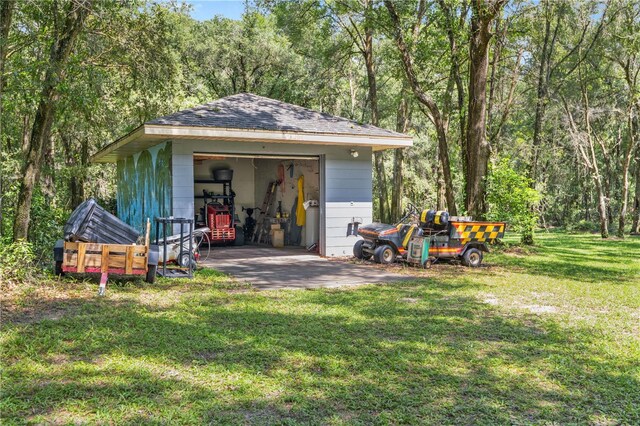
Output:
[{"xmin": 91, "ymin": 93, "xmax": 412, "ymax": 257}]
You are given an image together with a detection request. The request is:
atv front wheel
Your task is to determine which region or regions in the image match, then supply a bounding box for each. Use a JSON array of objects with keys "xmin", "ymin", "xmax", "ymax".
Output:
[
  {"xmin": 373, "ymin": 245, "xmax": 396, "ymax": 264},
  {"xmin": 462, "ymin": 248, "xmax": 483, "ymax": 267},
  {"xmin": 353, "ymin": 240, "xmax": 372, "ymax": 260}
]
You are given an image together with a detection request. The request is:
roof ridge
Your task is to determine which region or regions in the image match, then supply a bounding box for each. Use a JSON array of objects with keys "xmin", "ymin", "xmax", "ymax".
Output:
[
  {"xmin": 222, "ymin": 93, "xmax": 380, "ymax": 129},
  {"xmin": 145, "ymin": 93, "xmax": 410, "ymax": 138}
]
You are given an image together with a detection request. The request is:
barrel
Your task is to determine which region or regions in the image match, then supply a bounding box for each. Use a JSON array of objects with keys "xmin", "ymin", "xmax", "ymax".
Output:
[
  {"xmin": 434, "ymin": 210, "xmax": 449, "ymax": 226},
  {"xmin": 305, "ymin": 206, "xmax": 320, "ymax": 247},
  {"xmin": 420, "ymin": 209, "xmax": 449, "ymax": 228}
]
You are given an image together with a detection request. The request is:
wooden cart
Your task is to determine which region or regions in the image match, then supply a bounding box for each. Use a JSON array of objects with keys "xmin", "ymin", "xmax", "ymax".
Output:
[{"xmin": 54, "ymin": 220, "xmax": 158, "ymax": 295}]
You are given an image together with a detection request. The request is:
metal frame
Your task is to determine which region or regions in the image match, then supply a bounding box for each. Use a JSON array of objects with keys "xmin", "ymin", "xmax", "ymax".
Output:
[{"xmin": 155, "ymin": 217, "xmax": 194, "ymax": 278}]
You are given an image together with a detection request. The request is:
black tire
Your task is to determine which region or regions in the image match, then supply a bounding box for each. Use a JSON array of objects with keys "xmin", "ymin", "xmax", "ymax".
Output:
[
  {"xmin": 353, "ymin": 240, "xmax": 372, "ymax": 260},
  {"xmin": 373, "ymin": 245, "xmax": 396, "ymax": 264},
  {"xmin": 423, "ymin": 258, "xmax": 432, "ymax": 269},
  {"xmin": 145, "ymin": 265, "xmax": 157, "ymax": 283},
  {"xmin": 462, "ymin": 248, "xmax": 483, "ymax": 267},
  {"xmin": 54, "ymin": 261, "xmax": 64, "ymax": 277},
  {"xmin": 233, "ymin": 226, "xmax": 245, "ymax": 246}
]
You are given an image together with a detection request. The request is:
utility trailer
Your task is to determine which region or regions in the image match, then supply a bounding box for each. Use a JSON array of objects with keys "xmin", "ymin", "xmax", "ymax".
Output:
[
  {"xmin": 350, "ymin": 206, "xmax": 505, "ymax": 267},
  {"xmin": 54, "ymin": 220, "xmax": 159, "ymax": 295}
]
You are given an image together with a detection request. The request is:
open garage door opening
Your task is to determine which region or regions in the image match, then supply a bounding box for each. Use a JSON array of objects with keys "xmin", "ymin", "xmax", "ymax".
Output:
[{"xmin": 193, "ymin": 153, "xmax": 321, "ymax": 259}]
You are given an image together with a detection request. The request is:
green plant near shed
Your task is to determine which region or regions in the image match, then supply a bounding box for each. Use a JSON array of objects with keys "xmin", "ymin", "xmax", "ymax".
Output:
[
  {"xmin": 0, "ymin": 239, "xmax": 36, "ymax": 288},
  {"xmin": 486, "ymin": 158, "xmax": 541, "ymax": 244}
]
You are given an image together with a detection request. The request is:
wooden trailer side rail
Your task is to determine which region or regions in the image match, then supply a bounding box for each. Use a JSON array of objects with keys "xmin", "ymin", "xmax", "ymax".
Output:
[
  {"xmin": 62, "ymin": 243, "xmax": 148, "ymax": 274},
  {"xmin": 62, "ymin": 219, "xmax": 151, "ymax": 275}
]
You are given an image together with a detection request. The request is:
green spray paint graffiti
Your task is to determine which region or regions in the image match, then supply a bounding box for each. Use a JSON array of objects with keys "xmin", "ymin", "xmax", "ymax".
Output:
[{"xmin": 116, "ymin": 141, "xmax": 172, "ymax": 238}]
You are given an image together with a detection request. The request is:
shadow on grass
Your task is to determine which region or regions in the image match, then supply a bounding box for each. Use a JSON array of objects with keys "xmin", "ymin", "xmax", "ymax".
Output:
[
  {"xmin": 494, "ymin": 234, "xmax": 640, "ymax": 284},
  {"xmin": 2, "ymin": 279, "xmax": 638, "ymax": 425}
]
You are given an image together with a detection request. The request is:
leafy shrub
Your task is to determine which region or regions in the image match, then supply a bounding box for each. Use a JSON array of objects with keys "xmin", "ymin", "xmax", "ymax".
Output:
[
  {"xmin": 567, "ymin": 219, "xmax": 598, "ymax": 233},
  {"xmin": 28, "ymin": 191, "xmax": 69, "ymax": 259},
  {"xmin": 0, "ymin": 239, "xmax": 36, "ymax": 288},
  {"xmin": 486, "ymin": 158, "xmax": 541, "ymax": 245}
]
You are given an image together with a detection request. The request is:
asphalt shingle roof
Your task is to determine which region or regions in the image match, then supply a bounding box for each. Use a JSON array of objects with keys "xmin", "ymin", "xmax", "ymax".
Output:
[{"xmin": 146, "ymin": 93, "xmax": 407, "ymax": 138}]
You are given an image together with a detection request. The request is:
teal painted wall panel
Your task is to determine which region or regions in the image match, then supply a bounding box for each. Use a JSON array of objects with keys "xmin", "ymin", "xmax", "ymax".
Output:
[{"xmin": 116, "ymin": 141, "xmax": 172, "ymax": 238}]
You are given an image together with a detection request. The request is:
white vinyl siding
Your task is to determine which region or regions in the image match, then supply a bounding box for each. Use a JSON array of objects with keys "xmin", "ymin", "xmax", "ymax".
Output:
[{"xmin": 320, "ymin": 151, "xmax": 373, "ymax": 257}]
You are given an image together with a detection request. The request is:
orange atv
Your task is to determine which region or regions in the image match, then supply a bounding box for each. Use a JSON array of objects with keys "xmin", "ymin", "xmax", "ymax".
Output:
[{"xmin": 348, "ymin": 206, "xmax": 505, "ymax": 267}]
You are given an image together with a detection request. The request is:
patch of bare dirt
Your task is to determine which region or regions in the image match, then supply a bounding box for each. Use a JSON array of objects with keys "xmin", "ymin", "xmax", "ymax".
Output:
[
  {"xmin": 501, "ymin": 246, "xmax": 533, "ymax": 257},
  {"xmin": 3, "ymin": 299, "xmax": 90, "ymax": 325},
  {"xmin": 1, "ymin": 278, "xmax": 98, "ymax": 324},
  {"xmin": 522, "ymin": 304, "xmax": 557, "ymax": 314},
  {"xmin": 192, "ymin": 350, "xmax": 222, "ymax": 362},
  {"xmin": 329, "ymin": 255, "xmax": 500, "ymax": 279}
]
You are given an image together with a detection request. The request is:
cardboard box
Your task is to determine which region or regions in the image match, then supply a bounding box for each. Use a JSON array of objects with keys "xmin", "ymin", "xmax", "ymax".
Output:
[
  {"xmin": 270, "ymin": 229, "xmax": 284, "ymax": 248},
  {"xmin": 270, "ymin": 223, "xmax": 281, "ymax": 230}
]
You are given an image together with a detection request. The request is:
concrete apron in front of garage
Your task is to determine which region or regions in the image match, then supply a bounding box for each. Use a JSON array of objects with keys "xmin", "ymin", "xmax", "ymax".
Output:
[{"xmin": 200, "ymin": 246, "xmax": 409, "ymax": 290}]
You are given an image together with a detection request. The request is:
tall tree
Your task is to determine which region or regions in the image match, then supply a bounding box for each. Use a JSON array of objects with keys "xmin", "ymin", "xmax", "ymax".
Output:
[
  {"xmin": 530, "ymin": 0, "xmax": 560, "ymax": 181},
  {"xmin": 486, "ymin": 9, "xmax": 523, "ymax": 149},
  {"xmin": 0, "ymin": 0, "xmax": 15, "ymax": 237},
  {"xmin": 322, "ymin": 0, "xmax": 390, "ymax": 221},
  {"xmin": 391, "ymin": 88, "xmax": 411, "ymax": 221},
  {"xmin": 465, "ymin": 0, "xmax": 506, "ymax": 218},
  {"xmin": 632, "ymin": 148, "xmax": 640, "ymax": 233},
  {"xmin": 385, "ymin": 0, "xmax": 457, "ymax": 215},
  {"xmin": 0, "ymin": 0, "xmax": 15, "ymax": 109},
  {"xmin": 13, "ymin": 0, "xmax": 92, "ymax": 240},
  {"xmin": 439, "ymin": 0, "xmax": 468, "ymax": 177},
  {"xmin": 608, "ymin": 3, "xmax": 640, "ymax": 237},
  {"xmin": 562, "ymin": 84, "xmax": 610, "ymax": 238}
]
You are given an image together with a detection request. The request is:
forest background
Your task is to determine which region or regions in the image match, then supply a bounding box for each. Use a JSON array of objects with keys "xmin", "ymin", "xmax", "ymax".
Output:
[{"xmin": 1, "ymin": 0, "xmax": 639, "ymax": 263}]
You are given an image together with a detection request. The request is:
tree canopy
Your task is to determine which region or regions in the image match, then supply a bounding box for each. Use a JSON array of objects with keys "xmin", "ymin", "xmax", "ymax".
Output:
[{"xmin": 1, "ymin": 0, "xmax": 639, "ymax": 249}]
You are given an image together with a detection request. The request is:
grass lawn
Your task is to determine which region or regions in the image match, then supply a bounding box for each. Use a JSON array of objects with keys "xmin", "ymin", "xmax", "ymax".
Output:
[{"xmin": 1, "ymin": 232, "xmax": 639, "ymax": 425}]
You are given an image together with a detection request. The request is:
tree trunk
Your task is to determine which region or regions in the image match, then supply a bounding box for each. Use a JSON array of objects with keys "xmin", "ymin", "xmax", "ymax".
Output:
[
  {"xmin": 618, "ymin": 111, "xmax": 634, "ymax": 237},
  {"xmin": 0, "ymin": 0, "xmax": 14, "ymax": 94},
  {"xmin": 385, "ymin": 0, "xmax": 457, "ymax": 215},
  {"xmin": 487, "ymin": 16, "xmax": 502, "ymax": 142},
  {"xmin": 360, "ymin": 0, "xmax": 388, "ymax": 223},
  {"xmin": 439, "ymin": 0, "xmax": 468, "ymax": 180},
  {"xmin": 436, "ymin": 154, "xmax": 446, "ymax": 211},
  {"xmin": 621, "ymin": 106, "xmax": 639, "ymax": 236},
  {"xmin": 561, "ymin": 76, "xmax": 608, "ymax": 238},
  {"xmin": 631, "ymin": 147, "xmax": 640, "ymax": 233},
  {"xmin": 13, "ymin": 0, "xmax": 91, "ymax": 240},
  {"xmin": 0, "ymin": 1, "xmax": 15, "ymax": 234},
  {"xmin": 617, "ymin": 53, "xmax": 640, "ymax": 236},
  {"xmin": 391, "ymin": 93, "xmax": 410, "ymax": 221},
  {"xmin": 584, "ymin": 105, "xmax": 608, "ymax": 239},
  {"xmin": 75, "ymin": 137, "xmax": 88, "ymax": 208},
  {"xmin": 596, "ymin": 183, "xmax": 609, "ymax": 238},
  {"xmin": 391, "ymin": 147, "xmax": 405, "ymax": 221},
  {"xmin": 435, "ymin": 119, "xmax": 457, "ymax": 213},
  {"xmin": 465, "ymin": 0, "xmax": 505, "ymax": 218},
  {"xmin": 0, "ymin": 0, "xmax": 15, "ymax": 122},
  {"xmin": 62, "ymin": 134, "xmax": 87, "ymax": 209},
  {"xmin": 530, "ymin": 6, "xmax": 557, "ymax": 181}
]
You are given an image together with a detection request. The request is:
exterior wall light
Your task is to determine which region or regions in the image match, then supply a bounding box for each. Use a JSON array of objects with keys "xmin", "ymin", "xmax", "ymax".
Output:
[{"xmin": 350, "ymin": 149, "xmax": 359, "ymax": 158}]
